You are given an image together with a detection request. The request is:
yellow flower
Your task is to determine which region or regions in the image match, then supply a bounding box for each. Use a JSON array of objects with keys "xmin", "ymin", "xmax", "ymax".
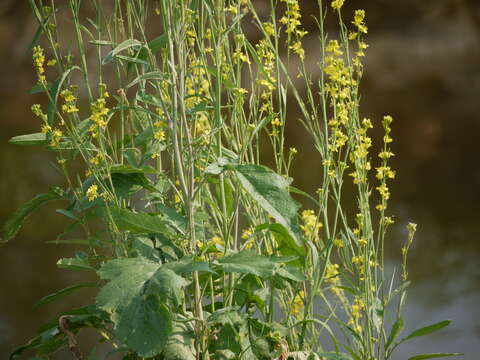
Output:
[
  {"xmin": 32, "ymin": 46, "xmax": 46, "ymax": 84},
  {"xmin": 89, "ymin": 153, "xmax": 103, "ymax": 166},
  {"xmin": 225, "ymin": 5, "xmax": 238, "ymax": 14},
  {"xmin": 358, "ymin": 237, "xmax": 367, "ymax": 246},
  {"xmin": 60, "ymin": 88, "xmax": 79, "ymax": 114},
  {"xmin": 264, "ymin": 22, "xmax": 275, "ymax": 36},
  {"xmin": 241, "ymin": 227, "xmax": 254, "ymax": 240},
  {"xmin": 86, "ymin": 184, "xmax": 99, "ymax": 201},
  {"xmin": 291, "ymin": 290, "xmax": 305, "ymax": 319},
  {"xmin": 301, "ymin": 209, "xmax": 322, "ymax": 241},
  {"xmin": 50, "ymin": 129, "xmax": 63, "ymax": 147},
  {"xmin": 208, "ymin": 236, "xmax": 224, "ymax": 247},
  {"xmin": 232, "ymin": 48, "xmax": 251, "ymax": 64},
  {"xmin": 289, "ymin": 41, "xmax": 305, "ymax": 60},
  {"xmin": 47, "ymin": 59, "xmax": 57, "ymax": 66},
  {"xmin": 352, "ymin": 9, "xmax": 368, "ymax": 34},
  {"xmin": 271, "ymin": 117, "xmax": 282, "ymax": 127},
  {"xmin": 154, "ymin": 129, "xmax": 166, "ymax": 141},
  {"xmin": 333, "ymin": 238, "xmax": 344, "ymax": 248},
  {"xmin": 331, "ymin": 0, "xmax": 345, "ymax": 11}
]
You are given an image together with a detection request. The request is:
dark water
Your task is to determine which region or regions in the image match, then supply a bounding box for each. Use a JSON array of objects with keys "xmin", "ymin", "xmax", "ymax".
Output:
[{"xmin": 1, "ymin": 1, "xmax": 479, "ymax": 358}]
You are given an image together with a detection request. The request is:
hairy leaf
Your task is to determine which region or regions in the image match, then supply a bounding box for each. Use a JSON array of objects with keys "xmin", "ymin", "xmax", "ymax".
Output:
[
  {"xmin": 109, "ymin": 206, "xmax": 174, "ymax": 236},
  {"xmin": 229, "ymin": 164, "xmax": 304, "ymax": 248},
  {"xmin": 217, "ymin": 251, "xmax": 277, "ymax": 278},
  {"xmin": 96, "ymin": 257, "xmax": 188, "ymax": 357}
]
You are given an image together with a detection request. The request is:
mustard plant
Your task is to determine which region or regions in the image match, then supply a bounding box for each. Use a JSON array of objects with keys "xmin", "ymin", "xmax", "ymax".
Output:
[{"xmin": 3, "ymin": 1, "xmax": 460, "ymax": 359}]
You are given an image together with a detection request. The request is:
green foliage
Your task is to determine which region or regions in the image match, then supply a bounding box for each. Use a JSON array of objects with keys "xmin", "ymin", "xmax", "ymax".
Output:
[
  {"xmin": 3, "ymin": 0, "xmax": 458, "ymax": 359},
  {"xmin": 97, "ymin": 258, "xmax": 189, "ymax": 356}
]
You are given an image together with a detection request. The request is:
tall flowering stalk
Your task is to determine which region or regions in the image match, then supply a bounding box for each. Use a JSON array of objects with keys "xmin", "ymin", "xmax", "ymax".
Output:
[{"xmin": 3, "ymin": 1, "xmax": 458, "ymax": 359}]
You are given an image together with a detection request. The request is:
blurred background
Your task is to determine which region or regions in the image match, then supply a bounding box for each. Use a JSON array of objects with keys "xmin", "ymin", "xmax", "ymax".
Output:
[{"xmin": 0, "ymin": 0, "xmax": 479, "ymax": 358}]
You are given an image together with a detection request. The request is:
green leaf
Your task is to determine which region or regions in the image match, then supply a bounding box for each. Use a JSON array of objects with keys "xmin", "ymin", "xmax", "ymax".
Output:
[
  {"xmin": 217, "ymin": 251, "xmax": 277, "ymax": 278},
  {"xmin": 128, "ymin": 34, "xmax": 168, "ymax": 72},
  {"xmin": 1, "ymin": 190, "xmax": 63, "ymax": 242},
  {"xmin": 33, "ymin": 282, "xmax": 98, "ymax": 309},
  {"xmin": 8, "ymin": 133, "xmax": 48, "ymax": 146},
  {"xmin": 110, "ymin": 164, "xmax": 157, "ymax": 174},
  {"xmin": 96, "ymin": 257, "xmax": 188, "ymax": 357},
  {"xmin": 164, "ymin": 256, "xmax": 214, "ymax": 274},
  {"xmin": 407, "ymin": 354, "xmax": 462, "ymax": 360},
  {"xmin": 275, "ymin": 265, "xmax": 306, "ymax": 282},
  {"xmin": 228, "ymin": 164, "xmax": 304, "ymax": 248},
  {"xmin": 256, "ymin": 223, "xmax": 306, "ymax": 261},
  {"xmin": 126, "ymin": 71, "xmax": 165, "ymax": 89},
  {"xmin": 111, "ymin": 173, "xmax": 155, "ymax": 198},
  {"xmin": 400, "ymin": 320, "xmax": 451, "ymax": 343},
  {"xmin": 109, "ymin": 206, "xmax": 174, "ymax": 236},
  {"xmin": 156, "ymin": 203, "xmax": 188, "ymax": 235},
  {"xmin": 163, "ymin": 318, "xmax": 196, "ymax": 360},
  {"xmin": 131, "ymin": 236, "xmax": 161, "ymax": 262},
  {"xmin": 57, "ymin": 257, "xmax": 94, "ymax": 271},
  {"xmin": 385, "ymin": 317, "xmax": 404, "ymax": 350},
  {"xmin": 102, "ymin": 39, "xmax": 142, "ymax": 65}
]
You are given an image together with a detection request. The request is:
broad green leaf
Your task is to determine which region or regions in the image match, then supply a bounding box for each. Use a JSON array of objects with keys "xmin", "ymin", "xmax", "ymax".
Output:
[
  {"xmin": 111, "ymin": 173, "xmax": 155, "ymax": 198},
  {"xmin": 400, "ymin": 320, "xmax": 451, "ymax": 343},
  {"xmin": 275, "ymin": 265, "xmax": 307, "ymax": 282},
  {"xmin": 208, "ymin": 307, "xmax": 246, "ymax": 327},
  {"xmin": 228, "ymin": 164, "xmax": 304, "ymax": 248},
  {"xmin": 164, "ymin": 256, "xmax": 214, "ymax": 274},
  {"xmin": 163, "ymin": 318, "xmax": 196, "ymax": 360},
  {"xmin": 109, "ymin": 206, "xmax": 174, "ymax": 236},
  {"xmin": 408, "ymin": 354, "xmax": 462, "ymax": 360},
  {"xmin": 385, "ymin": 317, "xmax": 404, "ymax": 350},
  {"xmin": 131, "ymin": 236, "xmax": 161, "ymax": 262},
  {"xmin": 102, "ymin": 39, "xmax": 142, "ymax": 65},
  {"xmin": 1, "ymin": 190, "xmax": 63, "ymax": 242},
  {"xmin": 156, "ymin": 204, "xmax": 188, "ymax": 235},
  {"xmin": 216, "ymin": 251, "xmax": 277, "ymax": 278},
  {"xmin": 8, "ymin": 133, "xmax": 48, "ymax": 146},
  {"xmin": 256, "ymin": 223, "xmax": 306, "ymax": 260},
  {"xmin": 97, "ymin": 258, "xmax": 188, "ymax": 357},
  {"xmin": 34, "ymin": 282, "xmax": 98, "ymax": 309}
]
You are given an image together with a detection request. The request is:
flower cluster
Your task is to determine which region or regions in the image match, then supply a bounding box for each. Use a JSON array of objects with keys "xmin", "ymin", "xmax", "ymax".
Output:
[
  {"xmin": 89, "ymin": 83, "xmax": 109, "ymax": 137},
  {"xmin": 291, "ymin": 290, "xmax": 305, "ymax": 319},
  {"xmin": 279, "ymin": 0, "xmax": 308, "ymax": 60},
  {"xmin": 348, "ymin": 297, "xmax": 365, "ymax": 334},
  {"xmin": 331, "ymin": 0, "xmax": 345, "ymax": 11},
  {"xmin": 255, "ymin": 39, "xmax": 277, "ymax": 111},
  {"xmin": 86, "ymin": 184, "xmax": 99, "ymax": 201},
  {"xmin": 300, "ymin": 209, "xmax": 323, "ymax": 243},
  {"xmin": 60, "ymin": 88, "xmax": 79, "ymax": 114},
  {"xmin": 375, "ymin": 115, "xmax": 395, "ymax": 211},
  {"xmin": 32, "ymin": 46, "xmax": 46, "ymax": 85}
]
